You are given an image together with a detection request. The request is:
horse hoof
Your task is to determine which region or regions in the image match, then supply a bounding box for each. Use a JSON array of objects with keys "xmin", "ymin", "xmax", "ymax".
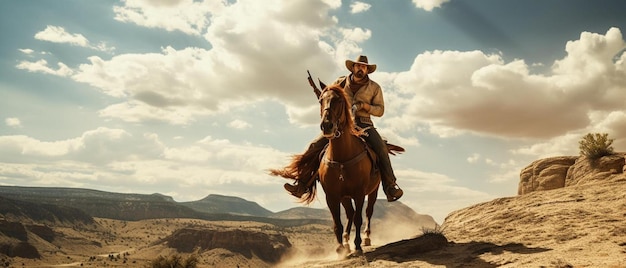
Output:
[
  {"xmin": 363, "ymin": 238, "xmax": 371, "ymax": 246},
  {"xmin": 336, "ymin": 245, "xmax": 350, "ymax": 257},
  {"xmin": 348, "ymin": 249, "xmax": 364, "ymax": 258}
]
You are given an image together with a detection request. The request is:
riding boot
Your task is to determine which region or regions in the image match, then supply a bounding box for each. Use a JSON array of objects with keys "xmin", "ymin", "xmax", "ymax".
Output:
[
  {"xmin": 284, "ymin": 135, "xmax": 328, "ymax": 198},
  {"xmin": 360, "ymin": 123, "xmax": 403, "ymax": 202}
]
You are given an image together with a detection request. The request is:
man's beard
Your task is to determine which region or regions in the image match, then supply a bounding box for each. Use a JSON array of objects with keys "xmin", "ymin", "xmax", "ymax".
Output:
[{"xmin": 354, "ymin": 70, "xmax": 365, "ymax": 79}]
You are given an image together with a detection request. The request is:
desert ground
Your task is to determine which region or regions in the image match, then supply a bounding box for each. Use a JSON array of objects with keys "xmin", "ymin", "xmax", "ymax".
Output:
[{"xmin": 3, "ymin": 165, "xmax": 626, "ymax": 267}]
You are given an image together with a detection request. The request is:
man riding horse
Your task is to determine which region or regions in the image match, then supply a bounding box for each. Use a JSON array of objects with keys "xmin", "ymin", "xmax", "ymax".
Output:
[{"xmin": 284, "ymin": 55, "xmax": 404, "ymax": 202}]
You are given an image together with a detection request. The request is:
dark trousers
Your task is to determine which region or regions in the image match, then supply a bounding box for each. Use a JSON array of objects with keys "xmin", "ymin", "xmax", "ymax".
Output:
[{"xmin": 356, "ymin": 119, "xmax": 397, "ymax": 191}]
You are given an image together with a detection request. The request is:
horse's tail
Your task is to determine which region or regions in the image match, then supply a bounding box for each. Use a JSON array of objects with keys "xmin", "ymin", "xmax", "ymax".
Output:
[
  {"xmin": 268, "ymin": 153, "xmax": 302, "ymax": 180},
  {"xmin": 386, "ymin": 142, "xmax": 405, "ymax": 156},
  {"xmin": 269, "ymin": 146, "xmax": 322, "ymax": 205},
  {"xmin": 300, "ymin": 180, "xmax": 317, "ymax": 205}
]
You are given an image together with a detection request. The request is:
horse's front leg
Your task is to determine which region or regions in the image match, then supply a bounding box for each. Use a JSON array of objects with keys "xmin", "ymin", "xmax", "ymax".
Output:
[
  {"xmin": 341, "ymin": 197, "xmax": 354, "ymax": 251},
  {"xmin": 326, "ymin": 196, "xmax": 349, "ymax": 257},
  {"xmin": 350, "ymin": 196, "xmax": 365, "ymax": 256}
]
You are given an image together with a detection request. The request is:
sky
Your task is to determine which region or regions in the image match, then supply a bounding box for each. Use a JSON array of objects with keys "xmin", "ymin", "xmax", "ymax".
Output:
[{"xmin": 1, "ymin": 0, "xmax": 626, "ymax": 224}]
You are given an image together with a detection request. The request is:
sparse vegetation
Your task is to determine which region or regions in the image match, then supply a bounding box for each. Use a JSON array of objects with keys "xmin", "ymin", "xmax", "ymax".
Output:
[
  {"xmin": 149, "ymin": 254, "xmax": 198, "ymax": 268},
  {"xmin": 579, "ymin": 133, "xmax": 614, "ymax": 160},
  {"xmin": 421, "ymin": 224, "xmax": 445, "ymax": 236}
]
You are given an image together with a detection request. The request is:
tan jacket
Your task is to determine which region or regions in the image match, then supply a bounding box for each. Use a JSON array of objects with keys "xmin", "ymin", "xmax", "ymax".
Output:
[{"xmin": 334, "ymin": 75, "xmax": 385, "ymax": 121}]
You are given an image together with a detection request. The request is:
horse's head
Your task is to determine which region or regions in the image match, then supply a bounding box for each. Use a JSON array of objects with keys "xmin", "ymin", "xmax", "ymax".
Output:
[{"xmin": 319, "ymin": 84, "xmax": 353, "ymax": 139}]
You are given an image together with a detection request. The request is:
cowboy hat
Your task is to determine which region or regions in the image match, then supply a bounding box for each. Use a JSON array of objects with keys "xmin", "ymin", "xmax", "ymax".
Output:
[{"xmin": 345, "ymin": 55, "xmax": 377, "ymax": 74}]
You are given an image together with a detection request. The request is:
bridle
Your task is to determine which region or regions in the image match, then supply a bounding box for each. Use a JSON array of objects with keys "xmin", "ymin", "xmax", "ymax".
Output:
[
  {"xmin": 320, "ymin": 90, "xmax": 347, "ymax": 139},
  {"xmin": 319, "ymin": 87, "xmax": 368, "ymax": 181}
]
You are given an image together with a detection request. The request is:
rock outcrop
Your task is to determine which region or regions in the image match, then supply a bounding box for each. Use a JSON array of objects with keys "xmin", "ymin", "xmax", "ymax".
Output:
[
  {"xmin": 0, "ymin": 220, "xmax": 42, "ymax": 259},
  {"xmin": 160, "ymin": 228, "xmax": 292, "ymax": 263},
  {"xmin": 518, "ymin": 156, "xmax": 578, "ymax": 195},
  {"xmin": 565, "ymin": 154, "xmax": 625, "ymax": 186},
  {"xmin": 519, "ymin": 153, "xmax": 626, "ymax": 194}
]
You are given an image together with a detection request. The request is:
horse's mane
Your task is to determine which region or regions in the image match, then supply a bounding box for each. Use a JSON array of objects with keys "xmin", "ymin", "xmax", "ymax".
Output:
[{"xmin": 323, "ymin": 84, "xmax": 365, "ymax": 137}]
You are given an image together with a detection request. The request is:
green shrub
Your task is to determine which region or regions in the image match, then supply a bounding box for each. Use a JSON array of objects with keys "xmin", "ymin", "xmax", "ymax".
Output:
[
  {"xmin": 149, "ymin": 254, "xmax": 198, "ymax": 268},
  {"xmin": 578, "ymin": 133, "xmax": 614, "ymax": 160}
]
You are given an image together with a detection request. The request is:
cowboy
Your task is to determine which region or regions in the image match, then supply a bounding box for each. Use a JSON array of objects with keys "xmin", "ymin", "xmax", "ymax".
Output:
[{"xmin": 284, "ymin": 55, "xmax": 404, "ymax": 202}]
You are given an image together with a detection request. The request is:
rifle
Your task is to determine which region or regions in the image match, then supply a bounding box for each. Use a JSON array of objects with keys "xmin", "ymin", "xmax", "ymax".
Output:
[{"xmin": 307, "ymin": 70, "xmax": 322, "ymax": 98}]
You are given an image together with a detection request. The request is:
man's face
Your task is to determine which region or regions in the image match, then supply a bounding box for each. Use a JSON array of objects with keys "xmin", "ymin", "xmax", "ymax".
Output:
[{"xmin": 352, "ymin": 63, "xmax": 368, "ymax": 79}]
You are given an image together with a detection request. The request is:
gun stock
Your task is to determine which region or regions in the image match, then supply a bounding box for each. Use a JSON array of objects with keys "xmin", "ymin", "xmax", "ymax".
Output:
[{"xmin": 307, "ymin": 70, "xmax": 321, "ymax": 98}]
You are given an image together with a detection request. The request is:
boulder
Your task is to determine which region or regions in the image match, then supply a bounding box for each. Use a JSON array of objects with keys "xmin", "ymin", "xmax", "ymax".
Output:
[
  {"xmin": 565, "ymin": 154, "xmax": 626, "ymax": 186},
  {"xmin": 519, "ymin": 153, "xmax": 626, "ymax": 195},
  {"xmin": 518, "ymin": 156, "xmax": 578, "ymax": 195}
]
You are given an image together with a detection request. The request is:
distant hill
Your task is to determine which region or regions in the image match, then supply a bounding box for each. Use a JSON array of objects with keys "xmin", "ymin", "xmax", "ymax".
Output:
[
  {"xmin": 0, "ymin": 196, "xmax": 94, "ymax": 226},
  {"xmin": 0, "ymin": 186, "xmax": 329, "ymax": 227},
  {"xmin": 271, "ymin": 207, "xmax": 330, "ymax": 219},
  {"xmin": 0, "ymin": 186, "xmax": 203, "ymax": 221},
  {"xmin": 180, "ymin": 194, "xmax": 273, "ymax": 217},
  {"xmin": 0, "ymin": 186, "xmax": 436, "ymax": 229}
]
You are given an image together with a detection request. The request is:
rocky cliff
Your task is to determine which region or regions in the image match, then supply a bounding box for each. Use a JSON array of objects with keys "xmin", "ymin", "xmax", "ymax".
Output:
[
  {"xmin": 159, "ymin": 228, "xmax": 291, "ymax": 263},
  {"xmin": 518, "ymin": 153, "xmax": 626, "ymax": 194}
]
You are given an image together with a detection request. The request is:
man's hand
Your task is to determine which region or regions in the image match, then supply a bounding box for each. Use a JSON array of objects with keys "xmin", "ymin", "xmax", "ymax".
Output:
[{"xmin": 353, "ymin": 102, "xmax": 371, "ymax": 112}]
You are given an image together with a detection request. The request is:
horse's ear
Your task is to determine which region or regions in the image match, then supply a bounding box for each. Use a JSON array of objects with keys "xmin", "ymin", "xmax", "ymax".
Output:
[{"xmin": 318, "ymin": 79, "xmax": 326, "ymax": 90}]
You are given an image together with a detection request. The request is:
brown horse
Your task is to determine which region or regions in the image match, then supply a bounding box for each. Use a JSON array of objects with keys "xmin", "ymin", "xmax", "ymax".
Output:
[{"xmin": 315, "ymin": 84, "xmax": 381, "ymax": 257}]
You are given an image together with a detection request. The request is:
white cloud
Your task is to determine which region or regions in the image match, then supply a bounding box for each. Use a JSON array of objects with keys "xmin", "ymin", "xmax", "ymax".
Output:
[
  {"xmin": 350, "ymin": 1, "xmax": 371, "ymax": 14},
  {"xmin": 113, "ymin": 0, "xmax": 221, "ymax": 35},
  {"xmin": 511, "ymin": 110, "xmax": 626, "ymax": 159},
  {"xmin": 590, "ymin": 111, "xmax": 626, "ymax": 139},
  {"xmin": 16, "ymin": 59, "xmax": 74, "ymax": 77},
  {"xmin": 467, "ymin": 153, "xmax": 480, "ymax": 163},
  {"xmin": 5, "ymin": 118, "xmax": 21, "ymax": 128},
  {"xmin": 412, "ymin": 0, "xmax": 450, "ymax": 11},
  {"xmin": 340, "ymin": 27, "xmax": 371, "ymax": 43},
  {"xmin": 0, "ymin": 129, "xmax": 290, "ymax": 203},
  {"xmin": 392, "ymin": 28, "xmax": 626, "ymax": 141},
  {"xmin": 512, "ymin": 133, "xmax": 581, "ymax": 158},
  {"xmin": 228, "ymin": 119, "xmax": 251, "ymax": 129},
  {"xmin": 34, "ymin": 25, "xmax": 114, "ymax": 52},
  {"xmin": 0, "ymin": 128, "xmax": 130, "ymax": 160},
  {"xmin": 18, "ymin": 49, "xmax": 34, "ymax": 54},
  {"xmin": 35, "ymin": 25, "xmax": 89, "ymax": 46},
  {"xmin": 98, "ymin": 100, "xmax": 206, "ymax": 125},
  {"xmin": 72, "ymin": 1, "xmax": 365, "ymax": 125}
]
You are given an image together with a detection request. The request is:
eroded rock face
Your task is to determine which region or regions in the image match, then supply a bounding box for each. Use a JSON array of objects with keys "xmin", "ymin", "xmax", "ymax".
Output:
[
  {"xmin": 0, "ymin": 221, "xmax": 41, "ymax": 259},
  {"xmin": 161, "ymin": 228, "xmax": 292, "ymax": 263},
  {"xmin": 565, "ymin": 154, "xmax": 625, "ymax": 186},
  {"xmin": 0, "ymin": 220, "xmax": 28, "ymax": 241},
  {"xmin": 518, "ymin": 156, "xmax": 578, "ymax": 195},
  {"xmin": 519, "ymin": 153, "xmax": 626, "ymax": 194}
]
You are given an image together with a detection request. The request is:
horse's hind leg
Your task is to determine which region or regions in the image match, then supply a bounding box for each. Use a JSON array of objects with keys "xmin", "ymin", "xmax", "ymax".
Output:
[
  {"xmin": 363, "ymin": 189, "xmax": 378, "ymax": 246},
  {"xmin": 341, "ymin": 197, "xmax": 354, "ymax": 251}
]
